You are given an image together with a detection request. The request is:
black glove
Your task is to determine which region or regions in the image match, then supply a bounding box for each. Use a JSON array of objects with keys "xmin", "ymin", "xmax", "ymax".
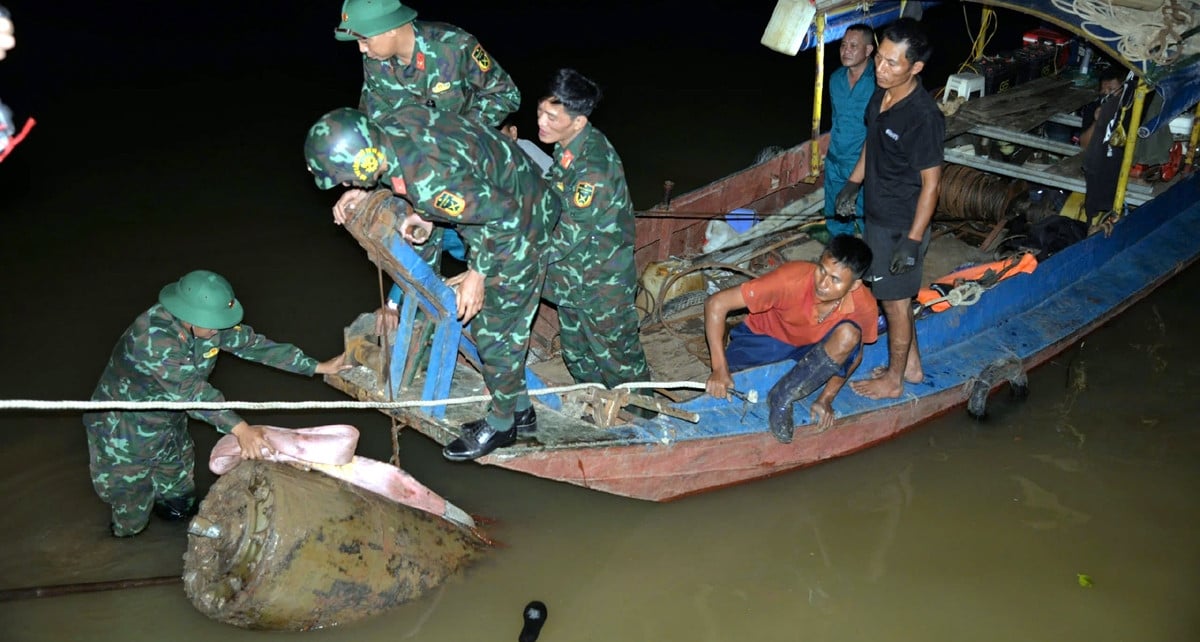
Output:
[
  {"xmin": 833, "ymin": 181, "xmax": 861, "ymax": 223},
  {"xmin": 889, "ymin": 237, "xmax": 921, "ymax": 275}
]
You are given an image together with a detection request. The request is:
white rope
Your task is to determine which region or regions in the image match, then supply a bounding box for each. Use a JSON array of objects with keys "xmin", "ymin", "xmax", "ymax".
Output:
[
  {"xmin": 1050, "ymin": 0, "xmax": 1197, "ymax": 67},
  {"xmin": 0, "ymin": 381, "xmax": 709, "ymax": 412},
  {"xmin": 921, "ymin": 281, "xmax": 986, "ymax": 310}
]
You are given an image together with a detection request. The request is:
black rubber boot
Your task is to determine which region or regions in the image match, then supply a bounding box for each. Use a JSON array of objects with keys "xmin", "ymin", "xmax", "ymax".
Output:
[
  {"xmin": 767, "ymin": 346, "xmax": 841, "ymax": 443},
  {"xmin": 519, "ymin": 600, "xmax": 548, "ymax": 642},
  {"xmin": 514, "ymin": 406, "xmax": 538, "ymax": 437},
  {"xmin": 153, "ymin": 494, "xmax": 197, "ymax": 521}
]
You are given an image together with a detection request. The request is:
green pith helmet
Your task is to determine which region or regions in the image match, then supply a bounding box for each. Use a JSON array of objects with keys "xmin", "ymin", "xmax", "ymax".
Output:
[
  {"xmin": 335, "ymin": 0, "xmax": 417, "ymax": 41},
  {"xmin": 305, "ymin": 108, "xmax": 388, "ymax": 190},
  {"xmin": 158, "ymin": 270, "xmax": 244, "ymax": 330}
]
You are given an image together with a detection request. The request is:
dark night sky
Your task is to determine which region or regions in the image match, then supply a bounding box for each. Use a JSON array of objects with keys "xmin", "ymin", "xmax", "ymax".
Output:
[{"xmin": 0, "ymin": 1, "xmax": 1043, "ymax": 210}]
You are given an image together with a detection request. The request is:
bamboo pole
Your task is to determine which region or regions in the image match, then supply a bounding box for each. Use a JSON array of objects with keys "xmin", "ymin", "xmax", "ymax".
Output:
[{"xmin": 808, "ymin": 13, "xmax": 826, "ymax": 183}]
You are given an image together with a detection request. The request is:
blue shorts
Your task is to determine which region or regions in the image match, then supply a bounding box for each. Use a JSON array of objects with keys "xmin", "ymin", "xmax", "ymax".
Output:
[{"xmin": 725, "ymin": 321, "xmax": 861, "ymax": 376}]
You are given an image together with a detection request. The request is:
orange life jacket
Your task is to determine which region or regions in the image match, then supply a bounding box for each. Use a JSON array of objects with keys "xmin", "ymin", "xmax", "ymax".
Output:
[{"xmin": 916, "ymin": 252, "xmax": 1038, "ymax": 313}]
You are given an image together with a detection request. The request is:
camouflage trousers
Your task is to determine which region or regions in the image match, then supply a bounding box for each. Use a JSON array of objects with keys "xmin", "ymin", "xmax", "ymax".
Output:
[
  {"xmin": 83, "ymin": 411, "xmax": 197, "ymax": 537},
  {"xmin": 558, "ymin": 295, "xmax": 649, "ymax": 388},
  {"xmin": 470, "ymin": 259, "xmax": 545, "ymax": 420}
]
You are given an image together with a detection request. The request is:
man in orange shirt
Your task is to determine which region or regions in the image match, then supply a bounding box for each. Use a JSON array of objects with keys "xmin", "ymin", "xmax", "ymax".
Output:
[{"xmin": 704, "ymin": 235, "xmax": 878, "ymax": 441}]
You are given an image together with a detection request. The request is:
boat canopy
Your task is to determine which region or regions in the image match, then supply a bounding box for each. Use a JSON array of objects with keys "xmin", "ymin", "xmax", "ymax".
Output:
[{"xmin": 779, "ymin": 0, "xmax": 1200, "ymax": 134}]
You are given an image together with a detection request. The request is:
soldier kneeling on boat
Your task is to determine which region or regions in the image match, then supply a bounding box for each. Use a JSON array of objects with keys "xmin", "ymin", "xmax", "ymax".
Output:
[{"xmin": 704, "ymin": 235, "xmax": 878, "ymax": 442}]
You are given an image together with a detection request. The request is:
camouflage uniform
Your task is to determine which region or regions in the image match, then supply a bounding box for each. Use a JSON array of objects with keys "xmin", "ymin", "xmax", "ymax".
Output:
[
  {"xmin": 544, "ymin": 123, "xmax": 649, "ymax": 387},
  {"xmin": 374, "ymin": 106, "xmax": 560, "ymax": 420},
  {"xmin": 83, "ymin": 304, "xmax": 318, "ymax": 536},
  {"xmin": 360, "ymin": 21, "xmax": 520, "ymax": 127}
]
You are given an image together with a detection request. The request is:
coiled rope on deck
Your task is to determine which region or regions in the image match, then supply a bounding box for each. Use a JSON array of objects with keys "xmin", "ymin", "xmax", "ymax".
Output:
[{"xmin": 0, "ymin": 380, "xmax": 710, "ymax": 412}]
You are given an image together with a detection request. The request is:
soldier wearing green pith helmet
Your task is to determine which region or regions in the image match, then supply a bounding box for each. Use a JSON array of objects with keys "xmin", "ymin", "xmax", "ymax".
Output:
[
  {"xmin": 83, "ymin": 271, "xmax": 347, "ymax": 537},
  {"xmin": 305, "ymin": 106, "xmax": 560, "ymax": 462},
  {"xmin": 334, "ymin": 0, "xmax": 520, "ymax": 127}
]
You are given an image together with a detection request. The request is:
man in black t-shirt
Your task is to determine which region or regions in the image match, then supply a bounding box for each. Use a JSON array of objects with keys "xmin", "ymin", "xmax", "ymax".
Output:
[{"xmin": 835, "ymin": 18, "xmax": 944, "ymax": 400}]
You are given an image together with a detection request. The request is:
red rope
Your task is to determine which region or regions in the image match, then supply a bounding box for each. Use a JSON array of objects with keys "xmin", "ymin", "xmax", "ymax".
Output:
[{"xmin": 0, "ymin": 116, "xmax": 35, "ymax": 162}]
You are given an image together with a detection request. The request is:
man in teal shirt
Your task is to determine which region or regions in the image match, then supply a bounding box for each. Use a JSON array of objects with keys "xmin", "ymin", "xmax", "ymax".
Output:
[{"xmin": 825, "ymin": 23, "xmax": 875, "ymax": 237}]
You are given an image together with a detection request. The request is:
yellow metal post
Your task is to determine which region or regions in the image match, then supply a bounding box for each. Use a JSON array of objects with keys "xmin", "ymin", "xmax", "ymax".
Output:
[
  {"xmin": 807, "ymin": 13, "xmax": 826, "ymax": 183},
  {"xmin": 1111, "ymin": 79, "xmax": 1148, "ymax": 216}
]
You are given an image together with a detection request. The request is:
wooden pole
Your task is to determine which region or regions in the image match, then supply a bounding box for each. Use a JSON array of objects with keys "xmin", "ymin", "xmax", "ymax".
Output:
[{"xmin": 0, "ymin": 575, "xmax": 181, "ymax": 602}]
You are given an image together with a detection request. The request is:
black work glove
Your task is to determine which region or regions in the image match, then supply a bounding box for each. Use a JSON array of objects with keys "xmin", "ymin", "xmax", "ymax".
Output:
[
  {"xmin": 889, "ymin": 237, "xmax": 921, "ymax": 275},
  {"xmin": 833, "ymin": 180, "xmax": 861, "ymax": 223}
]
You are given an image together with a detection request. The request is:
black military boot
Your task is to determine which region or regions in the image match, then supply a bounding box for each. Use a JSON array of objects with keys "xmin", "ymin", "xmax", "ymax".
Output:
[
  {"xmin": 514, "ymin": 405, "xmax": 538, "ymax": 437},
  {"xmin": 153, "ymin": 494, "xmax": 198, "ymax": 521},
  {"xmin": 766, "ymin": 346, "xmax": 841, "ymax": 443},
  {"xmin": 443, "ymin": 417, "xmax": 517, "ymax": 461}
]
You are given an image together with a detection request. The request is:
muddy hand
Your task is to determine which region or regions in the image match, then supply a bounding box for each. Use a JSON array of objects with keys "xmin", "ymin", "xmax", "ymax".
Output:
[
  {"xmin": 446, "ymin": 268, "xmax": 484, "ymax": 322},
  {"xmin": 400, "ymin": 211, "xmax": 433, "ymax": 244},
  {"xmin": 333, "ymin": 189, "xmax": 369, "ymax": 226},
  {"xmin": 315, "ymin": 353, "xmax": 351, "ymax": 375},
  {"xmin": 232, "ymin": 422, "xmax": 276, "ymax": 460}
]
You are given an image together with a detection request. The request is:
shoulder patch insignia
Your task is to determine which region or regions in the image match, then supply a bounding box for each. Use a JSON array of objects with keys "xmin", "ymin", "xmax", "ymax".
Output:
[
  {"xmin": 203, "ymin": 347, "xmax": 220, "ymax": 359},
  {"xmin": 471, "ymin": 44, "xmax": 492, "ymax": 72},
  {"xmin": 432, "ymin": 81, "xmax": 451, "ymax": 94},
  {"xmin": 572, "ymin": 182, "xmax": 595, "ymax": 208},
  {"xmin": 390, "ymin": 175, "xmax": 407, "ymax": 195},
  {"xmin": 353, "ymin": 147, "xmax": 384, "ymax": 182},
  {"xmin": 433, "ymin": 190, "xmax": 467, "ymax": 217}
]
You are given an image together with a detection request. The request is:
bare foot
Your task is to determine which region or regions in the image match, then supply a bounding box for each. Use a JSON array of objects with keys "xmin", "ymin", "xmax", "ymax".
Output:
[
  {"xmin": 870, "ymin": 364, "xmax": 923, "ymax": 385},
  {"xmin": 851, "ymin": 375, "xmax": 906, "ymax": 399}
]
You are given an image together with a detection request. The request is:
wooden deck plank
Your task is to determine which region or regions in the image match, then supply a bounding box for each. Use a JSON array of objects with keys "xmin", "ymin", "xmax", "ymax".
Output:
[{"xmin": 945, "ymin": 76, "xmax": 1097, "ymax": 138}]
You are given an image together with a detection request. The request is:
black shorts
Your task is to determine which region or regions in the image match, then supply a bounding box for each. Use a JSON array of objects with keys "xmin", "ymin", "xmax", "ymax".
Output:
[{"xmin": 863, "ymin": 224, "xmax": 930, "ymax": 301}]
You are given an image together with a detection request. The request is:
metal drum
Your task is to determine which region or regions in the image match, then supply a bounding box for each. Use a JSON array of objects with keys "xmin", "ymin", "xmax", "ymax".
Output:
[{"xmin": 183, "ymin": 461, "xmax": 485, "ymax": 630}]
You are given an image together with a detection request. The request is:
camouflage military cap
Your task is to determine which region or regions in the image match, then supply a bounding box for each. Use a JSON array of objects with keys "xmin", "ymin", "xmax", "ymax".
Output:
[
  {"xmin": 158, "ymin": 270, "xmax": 244, "ymax": 329},
  {"xmin": 305, "ymin": 108, "xmax": 387, "ymax": 190},
  {"xmin": 335, "ymin": 0, "xmax": 417, "ymax": 41}
]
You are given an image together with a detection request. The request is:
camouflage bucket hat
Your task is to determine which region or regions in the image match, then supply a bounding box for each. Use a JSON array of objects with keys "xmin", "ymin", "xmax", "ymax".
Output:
[
  {"xmin": 335, "ymin": 0, "xmax": 418, "ymax": 41},
  {"xmin": 158, "ymin": 270, "xmax": 244, "ymax": 330},
  {"xmin": 305, "ymin": 108, "xmax": 387, "ymax": 190}
]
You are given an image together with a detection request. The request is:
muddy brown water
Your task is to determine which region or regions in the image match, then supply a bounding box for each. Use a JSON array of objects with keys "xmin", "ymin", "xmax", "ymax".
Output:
[{"xmin": 2, "ymin": 3, "xmax": 1198, "ymax": 640}]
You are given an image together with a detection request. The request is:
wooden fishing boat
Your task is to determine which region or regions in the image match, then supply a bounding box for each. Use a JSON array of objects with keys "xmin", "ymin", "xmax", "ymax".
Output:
[{"xmin": 324, "ymin": 0, "xmax": 1200, "ymax": 501}]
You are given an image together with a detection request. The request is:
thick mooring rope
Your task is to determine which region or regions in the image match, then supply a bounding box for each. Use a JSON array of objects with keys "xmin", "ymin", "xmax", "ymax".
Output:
[{"xmin": 0, "ymin": 381, "xmax": 712, "ymax": 412}]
